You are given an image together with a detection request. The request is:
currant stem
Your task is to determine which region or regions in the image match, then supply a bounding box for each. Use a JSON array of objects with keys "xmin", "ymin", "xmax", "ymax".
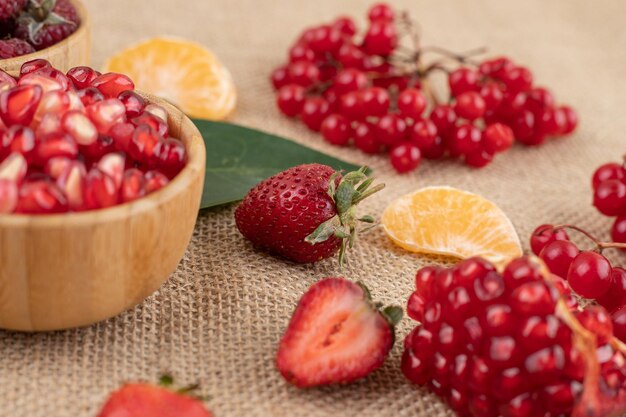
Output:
[
  {"xmin": 551, "ymin": 224, "xmax": 626, "ymax": 251},
  {"xmin": 420, "ymin": 45, "xmax": 488, "ymax": 65}
]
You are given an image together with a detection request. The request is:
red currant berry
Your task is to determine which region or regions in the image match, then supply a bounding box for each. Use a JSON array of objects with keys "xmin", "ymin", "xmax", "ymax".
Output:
[
  {"xmin": 339, "ymin": 91, "xmax": 364, "ymax": 120},
  {"xmin": 479, "ymin": 57, "xmax": 514, "ymax": 78},
  {"xmin": 592, "ymin": 163, "xmax": 625, "ymax": 189},
  {"xmin": 530, "ymin": 224, "xmax": 570, "ymax": 256},
  {"xmin": 300, "ymin": 97, "xmax": 331, "ymax": 131},
  {"xmin": 449, "ymin": 123, "xmax": 482, "ymax": 156},
  {"xmin": 567, "ymin": 251, "xmax": 613, "ymax": 299},
  {"xmin": 288, "ymin": 43, "xmax": 315, "ymax": 63},
  {"xmin": 337, "ymin": 42, "xmax": 366, "ymax": 69},
  {"xmin": 597, "ymin": 267, "xmax": 626, "ymax": 312},
  {"xmin": 287, "ymin": 61, "xmax": 320, "ymax": 87},
  {"xmin": 497, "ymin": 91, "xmax": 527, "ymax": 119},
  {"xmin": 464, "ymin": 148, "xmax": 494, "ymax": 168},
  {"xmin": 525, "ymin": 87, "xmax": 555, "ymax": 113},
  {"xmin": 276, "ymin": 84, "xmax": 305, "ymax": 117},
  {"xmin": 332, "ymin": 16, "xmax": 357, "ymax": 36},
  {"xmin": 482, "ymin": 123, "xmax": 514, "ymax": 153},
  {"xmin": 270, "ymin": 66, "xmax": 290, "ymax": 90},
  {"xmin": 430, "ymin": 105, "xmax": 457, "ymax": 134},
  {"xmin": 360, "ymin": 87, "xmax": 389, "ymax": 117},
  {"xmin": 353, "ymin": 121, "xmax": 381, "ymax": 154},
  {"xmin": 397, "ymin": 88, "xmax": 426, "ymax": 120},
  {"xmin": 410, "ymin": 118, "xmax": 445, "ymax": 159},
  {"xmin": 368, "ymin": 3, "xmax": 395, "ymax": 22},
  {"xmin": 611, "ymin": 216, "xmax": 626, "ymax": 245},
  {"xmin": 479, "ymin": 82, "xmax": 504, "ymax": 111},
  {"xmin": 448, "ymin": 67, "xmax": 479, "ymax": 97},
  {"xmin": 320, "ymin": 114, "xmax": 351, "ymax": 146},
  {"xmin": 308, "ymin": 25, "xmax": 342, "ymax": 53},
  {"xmin": 612, "ymin": 307, "xmax": 626, "ymax": 342},
  {"xmin": 333, "ymin": 68, "xmax": 368, "ymax": 95},
  {"xmin": 593, "ymin": 179, "xmax": 626, "ymax": 216},
  {"xmin": 539, "ymin": 240, "xmax": 580, "ymax": 279},
  {"xmin": 390, "ymin": 143, "xmax": 421, "ymax": 173},
  {"xmin": 537, "ymin": 107, "xmax": 567, "ymax": 136},
  {"xmin": 500, "ymin": 66, "xmax": 533, "ymax": 93},
  {"xmin": 375, "ymin": 114, "xmax": 407, "ymax": 146},
  {"xmin": 561, "ymin": 105, "xmax": 578, "ymax": 134},
  {"xmin": 363, "ymin": 20, "xmax": 397, "ymax": 56},
  {"xmin": 454, "ymin": 91, "xmax": 486, "ymax": 120},
  {"xmin": 511, "ymin": 110, "xmax": 536, "ymax": 142}
]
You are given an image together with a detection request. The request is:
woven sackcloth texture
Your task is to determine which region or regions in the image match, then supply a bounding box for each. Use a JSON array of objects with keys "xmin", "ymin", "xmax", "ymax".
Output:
[{"xmin": 0, "ymin": 0, "xmax": 625, "ymax": 416}]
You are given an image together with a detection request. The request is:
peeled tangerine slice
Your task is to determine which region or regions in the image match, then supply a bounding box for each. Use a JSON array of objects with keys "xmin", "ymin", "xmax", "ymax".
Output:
[
  {"xmin": 381, "ymin": 186, "xmax": 522, "ymax": 267},
  {"xmin": 103, "ymin": 36, "xmax": 236, "ymax": 120}
]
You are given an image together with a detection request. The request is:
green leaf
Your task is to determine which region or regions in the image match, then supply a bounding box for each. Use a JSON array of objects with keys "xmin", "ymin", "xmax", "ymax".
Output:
[{"xmin": 193, "ymin": 119, "xmax": 362, "ymax": 208}]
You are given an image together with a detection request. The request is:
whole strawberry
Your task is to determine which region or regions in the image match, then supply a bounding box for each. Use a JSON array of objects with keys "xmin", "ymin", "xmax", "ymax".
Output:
[
  {"xmin": 14, "ymin": 0, "xmax": 79, "ymax": 50},
  {"xmin": 0, "ymin": 37, "xmax": 33, "ymax": 58},
  {"xmin": 97, "ymin": 377, "xmax": 213, "ymax": 417},
  {"xmin": 0, "ymin": 0, "xmax": 27, "ymax": 22},
  {"xmin": 235, "ymin": 164, "xmax": 383, "ymax": 264},
  {"xmin": 277, "ymin": 277, "xmax": 402, "ymax": 387}
]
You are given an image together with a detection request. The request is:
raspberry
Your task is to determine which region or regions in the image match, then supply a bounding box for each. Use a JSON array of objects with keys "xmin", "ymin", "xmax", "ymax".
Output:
[
  {"xmin": 402, "ymin": 256, "xmax": 626, "ymax": 417},
  {"xmin": 0, "ymin": 37, "xmax": 33, "ymax": 58},
  {"xmin": 14, "ymin": 0, "xmax": 80, "ymax": 50},
  {"xmin": 0, "ymin": 0, "xmax": 27, "ymax": 22}
]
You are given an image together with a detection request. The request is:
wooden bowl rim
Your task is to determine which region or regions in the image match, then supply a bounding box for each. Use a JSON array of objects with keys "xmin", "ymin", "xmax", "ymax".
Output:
[
  {"xmin": 0, "ymin": 94, "xmax": 206, "ymax": 227},
  {"xmin": 0, "ymin": 0, "xmax": 90, "ymax": 69}
]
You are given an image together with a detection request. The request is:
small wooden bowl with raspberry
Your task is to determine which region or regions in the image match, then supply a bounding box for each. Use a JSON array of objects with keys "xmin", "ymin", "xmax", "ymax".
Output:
[
  {"xmin": 0, "ymin": 65, "xmax": 206, "ymax": 331},
  {"xmin": 0, "ymin": 0, "xmax": 90, "ymax": 72}
]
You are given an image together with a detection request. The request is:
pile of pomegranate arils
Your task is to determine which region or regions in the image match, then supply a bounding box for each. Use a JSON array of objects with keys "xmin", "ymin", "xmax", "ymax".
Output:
[
  {"xmin": 270, "ymin": 3, "xmax": 578, "ymax": 174},
  {"xmin": 591, "ymin": 158, "xmax": 626, "ymax": 247},
  {"xmin": 402, "ymin": 256, "xmax": 626, "ymax": 417},
  {"xmin": 0, "ymin": 59, "xmax": 187, "ymax": 214}
]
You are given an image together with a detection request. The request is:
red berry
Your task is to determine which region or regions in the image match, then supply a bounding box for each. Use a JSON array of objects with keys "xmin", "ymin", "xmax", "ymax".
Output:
[
  {"xmin": 270, "ymin": 66, "xmax": 290, "ymax": 90},
  {"xmin": 333, "ymin": 68, "xmax": 367, "ymax": 95},
  {"xmin": 320, "ymin": 114, "xmax": 351, "ymax": 146},
  {"xmin": 510, "ymin": 281, "xmax": 557, "ymax": 316},
  {"xmin": 353, "ymin": 121, "xmax": 381, "ymax": 154},
  {"xmin": 359, "ymin": 87, "xmax": 389, "ymax": 117},
  {"xmin": 368, "ymin": 3, "xmax": 395, "ymax": 22},
  {"xmin": 56, "ymin": 161, "xmax": 86, "ymax": 210},
  {"xmin": 76, "ymin": 87, "xmax": 104, "ymax": 106},
  {"xmin": 288, "ymin": 43, "xmax": 315, "ymax": 63},
  {"xmin": 144, "ymin": 170, "xmax": 169, "ymax": 194},
  {"xmin": 2, "ymin": 125, "xmax": 36, "ymax": 164},
  {"xmin": 276, "ymin": 84, "xmax": 305, "ymax": 117},
  {"xmin": 287, "ymin": 61, "xmax": 320, "ymax": 87},
  {"xmin": 525, "ymin": 87, "xmax": 555, "ymax": 113},
  {"xmin": 479, "ymin": 82, "xmax": 504, "ymax": 111},
  {"xmin": 561, "ymin": 105, "xmax": 578, "ymax": 134},
  {"xmin": 567, "ymin": 251, "xmax": 612, "ymax": 299},
  {"xmin": 362, "ymin": 20, "xmax": 397, "ymax": 56},
  {"xmin": 449, "ymin": 123, "xmax": 482, "ymax": 156},
  {"xmin": 430, "ymin": 105, "xmax": 457, "ymax": 134},
  {"xmin": 389, "ymin": 143, "xmax": 421, "ymax": 173},
  {"xmin": 612, "ymin": 307, "xmax": 626, "ymax": 342},
  {"xmin": 337, "ymin": 43, "xmax": 366, "ymax": 69},
  {"xmin": 407, "ymin": 292, "xmax": 425, "ymax": 321},
  {"xmin": 410, "ymin": 118, "xmax": 444, "ymax": 159},
  {"xmin": 117, "ymin": 90, "xmax": 146, "ymax": 118},
  {"xmin": 128, "ymin": 124, "xmax": 160, "ymax": 165},
  {"xmin": 597, "ymin": 267, "xmax": 626, "ymax": 312},
  {"xmin": 479, "ymin": 57, "xmax": 515, "ymax": 78},
  {"xmin": 375, "ymin": 114, "xmax": 407, "ymax": 146},
  {"xmin": 308, "ymin": 25, "xmax": 342, "ymax": 54},
  {"xmin": 154, "ymin": 138, "xmax": 187, "ymax": 178},
  {"xmin": 86, "ymin": 98, "xmax": 127, "ymax": 135},
  {"xmin": 593, "ymin": 179, "xmax": 626, "ymax": 216},
  {"xmin": 464, "ymin": 148, "xmax": 494, "ymax": 168},
  {"xmin": 84, "ymin": 168, "xmax": 119, "ymax": 209},
  {"xmin": 90, "ymin": 73, "xmax": 134, "ymax": 99},
  {"xmin": 0, "ymin": 152, "xmax": 27, "ymax": 183},
  {"xmin": 611, "ymin": 216, "xmax": 626, "ymax": 244},
  {"xmin": 339, "ymin": 91, "xmax": 363, "ymax": 120},
  {"xmin": 537, "ymin": 107, "xmax": 567, "ymax": 136},
  {"xmin": 35, "ymin": 132, "xmax": 78, "ymax": 165},
  {"xmin": 576, "ymin": 306, "xmax": 614, "ymax": 345},
  {"xmin": 530, "ymin": 224, "xmax": 570, "ymax": 256},
  {"xmin": 448, "ymin": 68, "xmax": 479, "ymax": 97},
  {"xmin": 62, "ymin": 110, "xmax": 98, "ymax": 146},
  {"xmin": 454, "ymin": 91, "xmax": 486, "ymax": 120},
  {"xmin": 121, "ymin": 168, "xmax": 146, "ymax": 203},
  {"xmin": 482, "ymin": 123, "xmax": 514, "ymax": 153},
  {"xmin": 500, "ymin": 66, "xmax": 533, "ymax": 93},
  {"xmin": 300, "ymin": 97, "xmax": 331, "ymax": 131},
  {"xmin": 592, "ymin": 163, "xmax": 625, "ymax": 189},
  {"xmin": 397, "ymin": 88, "xmax": 426, "ymax": 120},
  {"xmin": 332, "ymin": 16, "xmax": 357, "ymax": 36},
  {"xmin": 539, "ymin": 240, "xmax": 579, "ymax": 279},
  {"xmin": 67, "ymin": 66, "xmax": 100, "ymax": 90},
  {"xmin": 20, "ymin": 59, "xmax": 51, "ymax": 77}
]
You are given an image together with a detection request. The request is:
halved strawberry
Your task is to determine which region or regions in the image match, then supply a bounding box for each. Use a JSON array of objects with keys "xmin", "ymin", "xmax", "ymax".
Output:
[
  {"xmin": 97, "ymin": 377, "xmax": 212, "ymax": 417},
  {"xmin": 276, "ymin": 277, "xmax": 402, "ymax": 387}
]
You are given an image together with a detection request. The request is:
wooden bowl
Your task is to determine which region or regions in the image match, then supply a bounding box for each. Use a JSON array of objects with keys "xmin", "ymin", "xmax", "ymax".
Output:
[
  {"xmin": 0, "ymin": 94, "xmax": 205, "ymax": 331},
  {"xmin": 0, "ymin": 0, "xmax": 91, "ymax": 73}
]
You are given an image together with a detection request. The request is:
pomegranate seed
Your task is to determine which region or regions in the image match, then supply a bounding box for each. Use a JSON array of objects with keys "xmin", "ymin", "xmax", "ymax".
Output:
[
  {"xmin": 97, "ymin": 152, "xmax": 125, "ymax": 189},
  {"xmin": 66, "ymin": 91, "xmax": 85, "ymax": 111},
  {"xmin": 20, "ymin": 59, "xmax": 51, "ymax": 77},
  {"xmin": 44, "ymin": 156, "xmax": 72, "ymax": 179},
  {"xmin": 16, "ymin": 180, "xmax": 68, "ymax": 214},
  {"xmin": 480, "ymin": 304, "xmax": 516, "ymax": 336},
  {"xmin": 3, "ymin": 125, "xmax": 37, "ymax": 163},
  {"xmin": 76, "ymin": 87, "xmax": 104, "ymax": 106},
  {"xmin": 35, "ymin": 133, "xmax": 78, "ymax": 165},
  {"xmin": 0, "ymin": 178, "xmax": 17, "ymax": 213},
  {"xmin": 0, "ymin": 70, "xmax": 16, "ymax": 91},
  {"xmin": 109, "ymin": 122, "xmax": 134, "ymax": 152},
  {"xmin": 612, "ymin": 307, "xmax": 626, "ymax": 342},
  {"xmin": 524, "ymin": 345, "xmax": 565, "ymax": 383},
  {"xmin": 19, "ymin": 73, "xmax": 65, "ymax": 94},
  {"xmin": 519, "ymin": 315, "xmax": 570, "ymax": 352},
  {"xmin": 502, "ymin": 257, "xmax": 543, "ymax": 289},
  {"xmin": 79, "ymin": 135, "xmax": 115, "ymax": 162},
  {"xmin": 118, "ymin": 90, "xmax": 145, "ymax": 118},
  {"xmin": 66, "ymin": 66, "xmax": 100, "ymax": 89},
  {"xmin": 56, "ymin": 161, "xmax": 86, "ymax": 210},
  {"xmin": 30, "ymin": 67, "xmax": 70, "ymax": 91},
  {"xmin": 144, "ymin": 170, "xmax": 169, "ymax": 193},
  {"xmin": 33, "ymin": 90, "xmax": 71, "ymax": 123},
  {"xmin": 0, "ymin": 84, "xmax": 43, "ymax": 126},
  {"xmin": 91, "ymin": 73, "xmax": 135, "ymax": 98},
  {"xmin": 86, "ymin": 98, "xmax": 126, "ymax": 134},
  {"xmin": 143, "ymin": 103, "xmax": 167, "ymax": 122},
  {"xmin": 131, "ymin": 112, "xmax": 168, "ymax": 137},
  {"xmin": 62, "ymin": 110, "xmax": 98, "ymax": 145},
  {"xmin": 35, "ymin": 113, "xmax": 63, "ymax": 139},
  {"xmin": 510, "ymin": 281, "xmax": 557, "ymax": 316},
  {"xmin": 128, "ymin": 124, "xmax": 160, "ymax": 164},
  {"xmin": 121, "ymin": 168, "xmax": 146, "ymax": 202},
  {"xmin": 84, "ymin": 168, "xmax": 118, "ymax": 209},
  {"xmin": 0, "ymin": 152, "xmax": 27, "ymax": 182},
  {"xmin": 575, "ymin": 306, "xmax": 614, "ymax": 345}
]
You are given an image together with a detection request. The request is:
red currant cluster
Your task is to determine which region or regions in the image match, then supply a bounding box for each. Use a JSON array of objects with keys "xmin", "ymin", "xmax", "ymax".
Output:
[
  {"xmin": 531, "ymin": 224, "xmax": 626, "ymax": 341},
  {"xmin": 0, "ymin": 59, "xmax": 187, "ymax": 215},
  {"xmin": 270, "ymin": 3, "xmax": 578, "ymax": 174},
  {"xmin": 592, "ymin": 159, "xmax": 626, "ymax": 246},
  {"xmin": 402, "ymin": 256, "xmax": 625, "ymax": 417}
]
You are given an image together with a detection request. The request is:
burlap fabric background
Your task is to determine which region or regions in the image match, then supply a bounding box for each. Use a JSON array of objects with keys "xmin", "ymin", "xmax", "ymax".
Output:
[{"xmin": 0, "ymin": 0, "xmax": 624, "ymax": 416}]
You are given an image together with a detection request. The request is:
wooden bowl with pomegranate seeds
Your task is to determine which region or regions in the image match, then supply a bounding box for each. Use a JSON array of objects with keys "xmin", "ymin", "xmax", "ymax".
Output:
[
  {"xmin": 0, "ymin": 0, "xmax": 91, "ymax": 73},
  {"xmin": 0, "ymin": 94, "xmax": 205, "ymax": 331}
]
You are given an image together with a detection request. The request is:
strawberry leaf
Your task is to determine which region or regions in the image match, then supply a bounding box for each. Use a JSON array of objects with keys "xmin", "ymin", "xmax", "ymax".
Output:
[{"xmin": 192, "ymin": 119, "xmax": 363, "ymax": 208}]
